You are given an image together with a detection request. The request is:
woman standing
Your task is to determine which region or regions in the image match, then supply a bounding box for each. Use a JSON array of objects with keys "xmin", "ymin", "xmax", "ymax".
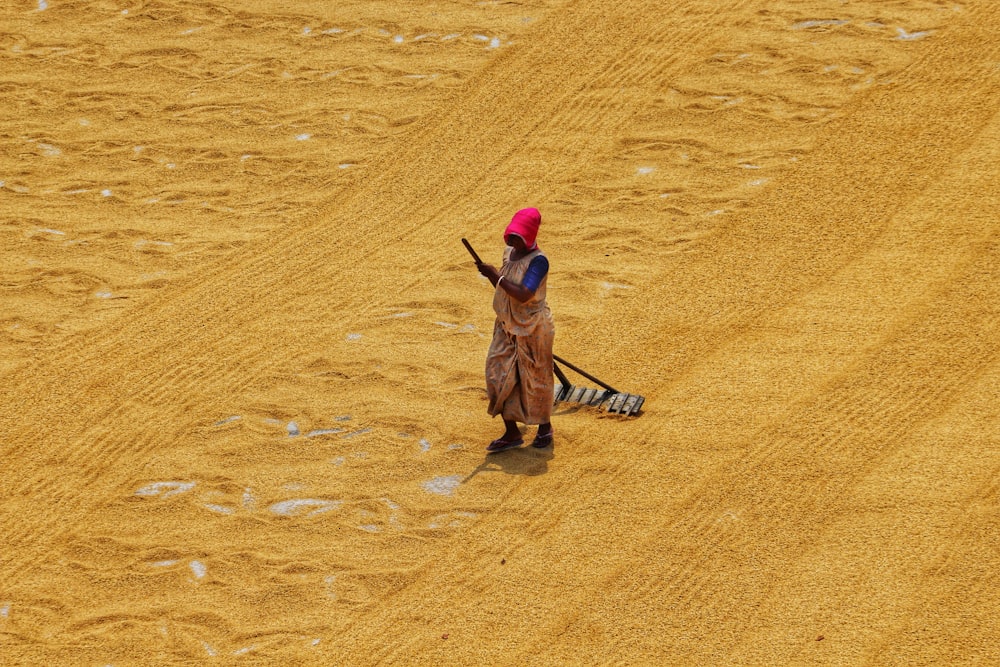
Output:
[{"xmin": 476, "ymin": 208, "xmax": 555, "ymax": 452}]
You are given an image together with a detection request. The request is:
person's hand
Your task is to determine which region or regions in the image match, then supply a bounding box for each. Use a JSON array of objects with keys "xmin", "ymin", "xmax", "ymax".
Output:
[{"xmin": 477, "ymin": 263, "xmax": 500, "ymax": 284}]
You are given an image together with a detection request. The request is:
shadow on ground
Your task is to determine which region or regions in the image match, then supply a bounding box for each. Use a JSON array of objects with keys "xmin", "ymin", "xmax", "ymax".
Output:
[{"xmin": 462, "ymin": 444, "xmax": 554, "ymax": 483}]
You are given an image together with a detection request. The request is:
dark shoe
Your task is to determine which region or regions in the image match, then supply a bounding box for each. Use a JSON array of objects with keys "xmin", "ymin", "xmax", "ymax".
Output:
[
  {"xmin": 531, "ymin": 430, "xmax": 554, "ymax": 448},
  {"xmin": 487, "ymin": 436, "xmax": 524, "ymax": 453}
]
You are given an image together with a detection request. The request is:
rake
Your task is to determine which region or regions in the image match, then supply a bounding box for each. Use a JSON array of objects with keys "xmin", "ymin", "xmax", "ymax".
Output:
[
  {"xmin": 551, "ymin": 354, "xmax": 645, "ymax": 416},
  {"xmin": 463, "ymin": 237, "xmax": 645, "ymax": 417}
]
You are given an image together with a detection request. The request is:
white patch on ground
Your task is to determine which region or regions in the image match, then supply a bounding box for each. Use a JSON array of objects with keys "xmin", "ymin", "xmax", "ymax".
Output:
[
  {"xmin": 422, "ymin": 475, "xmax": 462, "ymax": 496},
  {"xmin": 896, "ymin": 27, "xmax": 930, "ymax": 40},
  {"xmin": 135, "ymin": 481, "xmax": 195, "ymax": 498},
  {"xmin": 419, "ymin": 438, "xmax": 431, "ymax": 452},
  {"xmin": 134, "ymin": 240, "xmax": 173, "ymax": 250},
  {"xmin": 287, "ymin": 421, "xmax": 300, "ymax": 437},
  {"xmin": 203, "ymin": 504, "xmax": 235, "ymax": 515},
  {"xmin": 190, "ymin": 560, "xmax": 207, "ymax": 579},
  {"xmin": 717, "ymin": 509, "xmax": 742, "ymax": 523},
  {"xmin": 791, "ymin": 19, "xmax": 848, "ymax": 30},
  {"xmin": 214, "ymin": 415, "xmax": 241, "ymax": 426},
  {"xmin": 151, "ymin": 560, "xmax": 178, "ymax": 567},
  {"xmin": 429, "ymin": 510, "xmax": 478, "ymax": 529},
  {"xmin": 268, "ymin": 499, "xmax": 342, "ymax": 517},
  {"xmin": 306, "ymin": 428, "xmax": 343, "ymax": 437}
]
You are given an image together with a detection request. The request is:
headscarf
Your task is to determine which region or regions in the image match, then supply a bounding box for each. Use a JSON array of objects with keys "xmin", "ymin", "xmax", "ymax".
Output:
[{"xmin": 504, "ymin": 207, "xmax": 541, "ymax": 251}]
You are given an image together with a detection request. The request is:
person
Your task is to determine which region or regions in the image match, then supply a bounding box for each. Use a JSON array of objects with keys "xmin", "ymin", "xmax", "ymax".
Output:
[{"xmin": 476, "ymin": 207, "xmax": 555, "ymax": 452}]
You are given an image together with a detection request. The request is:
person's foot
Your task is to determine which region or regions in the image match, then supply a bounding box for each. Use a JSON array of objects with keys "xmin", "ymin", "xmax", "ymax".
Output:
[
  {"xmin": 487, "ymin": 435, "xmax": 524, "ymax": 453},
  {"xmin": 531, "ymin": 429, "xmax": 554, "ymax": 448}
]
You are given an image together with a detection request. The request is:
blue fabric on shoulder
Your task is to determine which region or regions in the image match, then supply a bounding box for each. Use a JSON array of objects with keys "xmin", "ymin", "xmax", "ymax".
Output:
[{"xmin": 522, "ymin": 255, "xmax": 549, "ymax": 292}]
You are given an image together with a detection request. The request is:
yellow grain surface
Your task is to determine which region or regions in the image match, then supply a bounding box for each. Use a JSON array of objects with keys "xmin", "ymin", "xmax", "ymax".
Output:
[{"xmin": 1, "ymin": 0, "xmax": 998, "ymax": 664}]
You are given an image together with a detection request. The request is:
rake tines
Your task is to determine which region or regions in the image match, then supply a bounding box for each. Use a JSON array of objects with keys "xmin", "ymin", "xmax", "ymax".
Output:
[{"xmin": 552, "ymin": 355, "xmax": 645, "ymax": 417}]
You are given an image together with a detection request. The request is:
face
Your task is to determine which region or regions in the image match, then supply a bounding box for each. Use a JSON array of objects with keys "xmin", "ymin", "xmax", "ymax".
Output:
[{"xmin": 505, "ymin": 234, "xmax": 528, "ymax": 252}]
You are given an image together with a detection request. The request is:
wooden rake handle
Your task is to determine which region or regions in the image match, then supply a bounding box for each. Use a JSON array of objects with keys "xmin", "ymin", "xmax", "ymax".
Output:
[
  {"xmin": 553, "ymin": 354, "xmax": 620, "ymax": 395},
  {"xmin": 462, "ymin": 238, "xmax": 483, "ymax": 265}
]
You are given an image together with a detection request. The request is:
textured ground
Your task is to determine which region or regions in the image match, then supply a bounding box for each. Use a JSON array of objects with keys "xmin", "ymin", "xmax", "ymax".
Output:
[{"xmin": 1, "ymin": 0, "xmax": 998, "ymax": 663}]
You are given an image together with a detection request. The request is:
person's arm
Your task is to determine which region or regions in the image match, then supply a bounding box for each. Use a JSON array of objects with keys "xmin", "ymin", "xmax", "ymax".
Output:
[{"xmin": 478, "ymin": 256, "xmax": 548, "ymax": 303}]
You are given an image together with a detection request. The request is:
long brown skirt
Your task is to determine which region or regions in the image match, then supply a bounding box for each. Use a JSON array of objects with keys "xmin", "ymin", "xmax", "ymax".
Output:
[{"xmin": 485, "ymin": 321, "xmax": 554, "ymax": 425}]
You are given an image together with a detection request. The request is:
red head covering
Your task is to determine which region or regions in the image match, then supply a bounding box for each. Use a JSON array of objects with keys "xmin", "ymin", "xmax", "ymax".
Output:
[{"xmin": 504, "ymin": 207, "xmax": 541, "ymax": 251}]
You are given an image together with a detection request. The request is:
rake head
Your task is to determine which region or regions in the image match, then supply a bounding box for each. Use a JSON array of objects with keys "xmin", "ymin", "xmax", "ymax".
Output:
[{"xmin": 554, "ymin": 383, "xmax": 645, "ymax": 416}]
